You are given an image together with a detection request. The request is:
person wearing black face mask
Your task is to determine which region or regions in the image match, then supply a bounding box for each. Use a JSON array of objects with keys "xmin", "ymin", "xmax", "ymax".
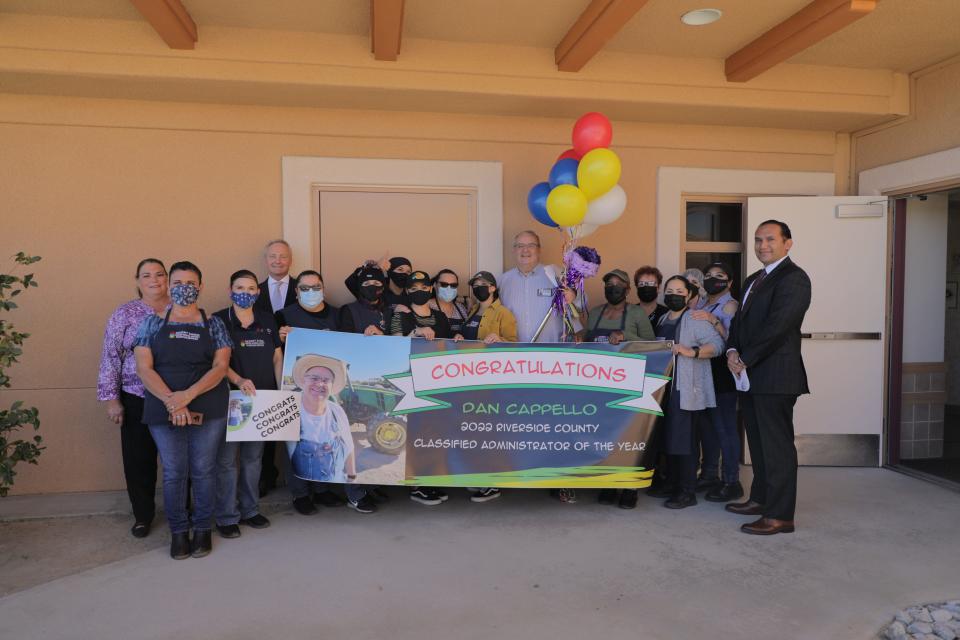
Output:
[
  {"xmin": 634, "ymin": 266, "xmax": 669, "ymax": 327},
  {"xmin": 344, "ymin": 255, "xmax": 411, "ymax": 312},
  {"xmin": 389, "ymin": 270, "xmax": 452, "ymax": 341},
  {"xmin": 340, "ymin": 264, "xmax": 389, "ymax": 336},
  {"xmin": 646, "ymin": 275, "xmax": 724, "ymax": 510},
  {"xmin": 587, "ymin": 270, "xmax": 655, "ymax": 510},
  {"xmin": 389, "ymin": 270, "xmax": 452, "ymax": 507},
  {"xmin": 690, "ymin": 263, "xmax": 743, "ymax": 503},
  {"xmin": 461, "ymin": 271, "xmax": 518, "ymax": 344},
  {"xmin": 583, "ymin": 269, "xmax": 655, "ymax": 350}
]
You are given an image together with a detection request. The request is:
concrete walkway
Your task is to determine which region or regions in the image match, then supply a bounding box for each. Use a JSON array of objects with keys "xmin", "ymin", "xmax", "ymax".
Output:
[{"xmin": 1, "ymin": 467, "xmax": 958, "ymax": 640}]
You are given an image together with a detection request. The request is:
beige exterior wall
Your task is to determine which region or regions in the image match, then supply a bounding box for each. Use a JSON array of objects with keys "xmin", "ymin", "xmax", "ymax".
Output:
[
  {"xmin": 854, "ymin": 57, "xmax": 960, "ymax": 176},
  {"xmin": 0, "ymin": 92, "xmax": 836, "ymax": 495}
]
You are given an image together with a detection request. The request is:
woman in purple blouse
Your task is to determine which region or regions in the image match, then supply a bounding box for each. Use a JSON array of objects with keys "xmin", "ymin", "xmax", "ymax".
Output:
[{"xmin": 97, "ymin": 258, "xmax": 170, "ymax": 538}]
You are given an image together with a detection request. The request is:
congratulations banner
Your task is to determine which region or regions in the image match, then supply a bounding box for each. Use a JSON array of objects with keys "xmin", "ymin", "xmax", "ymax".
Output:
[{"xmin": 282, "ymin": 329, "xmax": 672, "ymax": 489}]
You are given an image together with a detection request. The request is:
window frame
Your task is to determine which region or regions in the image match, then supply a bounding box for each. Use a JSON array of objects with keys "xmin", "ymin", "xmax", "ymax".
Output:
[{"xmin": 680, "ymin": 194, "xmax": 748, "ymax": 281}]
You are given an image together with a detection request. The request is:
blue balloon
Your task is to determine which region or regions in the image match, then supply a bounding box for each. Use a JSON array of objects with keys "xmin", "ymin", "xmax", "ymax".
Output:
[
  {"xmin": 549, "ymin": 158, "xmax": 579, "ymax": 189},
  {"xmin": 527, "ymin": 181, "xmax": 557, "ymax": 227}
]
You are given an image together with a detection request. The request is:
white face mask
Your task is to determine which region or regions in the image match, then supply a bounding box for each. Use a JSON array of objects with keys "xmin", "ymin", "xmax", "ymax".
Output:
[
  {"xmin": 299, "ymin": 289, "xmax": 324, "ymax": 307},
  {"xmin": 437, "ymin": 287, "xmax": 458, "ymax": 302}
]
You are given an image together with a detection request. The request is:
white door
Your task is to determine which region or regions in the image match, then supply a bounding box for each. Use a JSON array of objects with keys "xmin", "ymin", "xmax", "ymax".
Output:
[{"xmin": 746, "ymin": 196, "xmax": 887, "ymax": 464}]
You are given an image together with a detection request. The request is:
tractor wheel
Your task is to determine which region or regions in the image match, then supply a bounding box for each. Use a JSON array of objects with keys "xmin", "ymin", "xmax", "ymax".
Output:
[{"xmin": 366, "ymin": 415, "xmax": 407, "ymax": 455}]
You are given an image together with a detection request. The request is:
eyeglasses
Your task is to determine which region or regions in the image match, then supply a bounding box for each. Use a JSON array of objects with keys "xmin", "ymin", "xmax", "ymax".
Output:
[
  {"xmin": 303, "ymin": 375, "xmax": 332, "ymax": 384},
  {"xmin": 636, "ymin": 281, "xmax": 658, "ymax": 288},
  {"xmin": 513, "ymin": 243, "xmax": 540, "ymax": 250},
  {"xmin": 298, "ymin": 285, "xmax": 323, "ymax": 292},
  {"xmin": 436, "ymin": 282, "xmax": 458, "ymax": 289}
]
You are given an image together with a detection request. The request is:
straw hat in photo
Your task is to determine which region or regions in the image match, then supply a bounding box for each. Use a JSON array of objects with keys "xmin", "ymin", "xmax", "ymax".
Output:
[{"xmin": 291, "ymin": 354, "xmax": 348, "ymax": 395}]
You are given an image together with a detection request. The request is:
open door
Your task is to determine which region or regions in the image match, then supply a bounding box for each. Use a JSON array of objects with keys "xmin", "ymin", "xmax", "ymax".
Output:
[{"xmin": 746, "ymin": 196, "xmax": 887, "ymax": 466}]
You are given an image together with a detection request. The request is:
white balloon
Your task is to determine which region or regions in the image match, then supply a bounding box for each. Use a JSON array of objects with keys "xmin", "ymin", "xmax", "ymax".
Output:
[
  {"xmin": 576, "ymin": 222, "xmax": 600, "ymax": 238},
  {"xmin": 583, "ymin": 184, "xmax": 627, "ymax": 226}
]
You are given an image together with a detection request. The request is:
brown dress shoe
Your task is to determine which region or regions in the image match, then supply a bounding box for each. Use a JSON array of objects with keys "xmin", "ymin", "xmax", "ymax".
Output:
[
  {"xmin": 740, "ymin": 517, "xmax": 795, "ymax": 535},
  {"xmin": 724, "ymin": 500, "xmax": 764, "ymax": 516}
]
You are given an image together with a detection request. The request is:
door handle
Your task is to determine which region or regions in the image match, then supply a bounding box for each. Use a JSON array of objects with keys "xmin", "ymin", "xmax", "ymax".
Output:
[{"xmin": 800, "ymin": 332, "xmax": 881, "ymax": 340}]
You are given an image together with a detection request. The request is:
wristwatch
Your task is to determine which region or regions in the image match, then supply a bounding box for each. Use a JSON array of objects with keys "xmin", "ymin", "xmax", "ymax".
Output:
[{"xmin": 692, "ymin": 346, "xmax": 701, "ymax": 359}]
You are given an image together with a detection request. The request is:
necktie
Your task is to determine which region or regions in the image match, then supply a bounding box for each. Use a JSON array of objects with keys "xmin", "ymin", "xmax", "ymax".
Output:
[
  {"xmin": 743, "ymin": 270, "xmax": 766, "ymax": 311},
  {"xmin": 271, "ymin": 280, "xmax": 283, "ymax": 311}
]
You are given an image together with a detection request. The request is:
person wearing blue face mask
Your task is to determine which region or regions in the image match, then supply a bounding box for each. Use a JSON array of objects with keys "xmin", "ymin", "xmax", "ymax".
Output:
[
  {"xmin": 212, "ymin": 270, "xmax": 282, "ymax": 540},
  {"xmin": 133, "ymin": 261, "xmax": 233, "ymax": 560},
  {"xmin": 429, "ymin": 268, "xmax": 469, "ymax": 336}
]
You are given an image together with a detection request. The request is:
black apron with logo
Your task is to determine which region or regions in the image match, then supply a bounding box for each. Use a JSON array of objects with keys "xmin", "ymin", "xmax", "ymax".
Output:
[
  {"xmin": 142, "ymin": 309, "xmax": 229, "ymax": 424},
  {"xmin": 461, "ymin": 309, "xmax": 483, "ymax": 341},
  {"xmin": 585, "ymin": 304, "xmax": 627, "ymax": 343},
  {"xmin": 226, "ymin": 307, "xmax": 278, "ymax": 391}
]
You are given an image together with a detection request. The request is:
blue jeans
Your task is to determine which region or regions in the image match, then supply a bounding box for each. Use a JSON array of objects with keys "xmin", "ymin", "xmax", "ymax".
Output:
[
  {"xmin": 696, "ymin": 411, "xmax": 721, "ymax": 480},
  {"xmin": 215, "ymin": 440, "xmax": 263, "ymax": 525},
  {"xmin": 707, "ymin": 392, "xmax": 740, "ymax": 483},
  {"xmin": 149, "ymin": 417, "xmax": 227, "ymax": 534}
]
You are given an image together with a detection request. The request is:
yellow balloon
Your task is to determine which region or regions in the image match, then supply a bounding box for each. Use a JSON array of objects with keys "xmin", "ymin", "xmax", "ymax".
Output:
[
  {"xmin": 546, "ymin": 184, "xmax": 588, "ymax": 227},
  {"xmin": 577, "ymin": 148, "xmax": 622, "ymax": 200}
]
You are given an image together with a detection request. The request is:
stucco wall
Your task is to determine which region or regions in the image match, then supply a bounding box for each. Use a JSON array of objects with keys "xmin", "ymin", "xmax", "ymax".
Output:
[{"xmin": 0, "ymin": 93, "xmax": 836, "ymax": 494}]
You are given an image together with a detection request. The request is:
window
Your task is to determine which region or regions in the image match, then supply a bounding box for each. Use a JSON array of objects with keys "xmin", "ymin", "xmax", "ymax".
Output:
[{"xmin": 681, "ymin": 196, "xmax": 747, "ymax": 294}]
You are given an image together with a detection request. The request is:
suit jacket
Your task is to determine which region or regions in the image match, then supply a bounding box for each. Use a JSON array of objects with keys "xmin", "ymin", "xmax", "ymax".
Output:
[
  {"xmin": 727, "ymin": 256, "xmax": 811, "ymax": 396},
  {"xmin": 255, "ymin": 277, "xmax": 297, "ymax": 315}
]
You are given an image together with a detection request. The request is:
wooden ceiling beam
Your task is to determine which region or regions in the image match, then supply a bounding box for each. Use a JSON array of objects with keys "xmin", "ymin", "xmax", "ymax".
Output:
[
  {"xmin": 129, "ymin": 0, "xmax": 197, "ymax": 49},
  {"xmin": 555, "ymin": 0, "xmax": 651, "ymax": 72},
  {"xmin": 371, "ymin": 0, "xmax": 405, "ymax": 61},
  {"xmin": 725, "ymin": 0, "xmax": 877, "ymax": 82}
]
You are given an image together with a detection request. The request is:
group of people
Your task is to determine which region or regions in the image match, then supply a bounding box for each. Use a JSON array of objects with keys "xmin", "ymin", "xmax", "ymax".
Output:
[{"xmin": 98, "ymin": 220, "xmax": 810, "ymax": 560}]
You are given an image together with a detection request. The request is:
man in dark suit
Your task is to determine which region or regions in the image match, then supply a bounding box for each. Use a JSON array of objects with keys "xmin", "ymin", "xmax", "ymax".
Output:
[
  {"xmin": 254, "ymin": 239, "xmax": 297, "ymax": 316},
  {"xmin": 254, "ymin": 239, "xmax": 297, "ymax": 496},
  {"xmin": 725, "ymin": 219, "xmax": 811, "ymax": 535}
]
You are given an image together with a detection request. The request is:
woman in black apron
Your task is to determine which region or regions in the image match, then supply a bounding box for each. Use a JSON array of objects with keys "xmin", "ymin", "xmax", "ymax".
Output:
[
  {"xmin": 134, "ymin": 261, "xmax": 232, "ymax": 560},
  {"xmin": 431, "ymin": 268, "xmax": 469, "ymax": 336},
  {"xmin": 212, "ymin": 269, "xmax": 282, "ymax": 539}
]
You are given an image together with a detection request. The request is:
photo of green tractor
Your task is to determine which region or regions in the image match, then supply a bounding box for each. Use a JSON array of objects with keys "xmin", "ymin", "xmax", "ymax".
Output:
[{"xmin": 338, "ymin": 378, "xmax": 407, "ymax": 456}]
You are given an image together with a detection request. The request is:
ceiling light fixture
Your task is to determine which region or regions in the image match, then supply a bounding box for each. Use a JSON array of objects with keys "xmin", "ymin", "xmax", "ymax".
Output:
[{"xmin": 681, "ymin": 8, "xmax": 722, "ymax": 26}]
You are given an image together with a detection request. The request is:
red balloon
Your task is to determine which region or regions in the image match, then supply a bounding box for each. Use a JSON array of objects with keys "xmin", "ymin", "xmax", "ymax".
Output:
[
  {"xmin": 572, "ymin": 112, "xmax": 613, "ymax": 156},
  {"xmin": 556, "ymin": 148, "xmax": 581, "ymax": 161}
]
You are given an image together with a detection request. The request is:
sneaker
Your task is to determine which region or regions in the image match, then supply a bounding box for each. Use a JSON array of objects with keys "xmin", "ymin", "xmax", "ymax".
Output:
[
  {"xmin": 470, "ymin": 488, "xmax": 501, "ymax": 503},
  {"xmin": 293, "ymin": 496, "xmax": 318, "ymax": 516},
  {"xmin": 409, "ymin": 488, "xmax": 443, "ymax": 506},
  {"xmin": 705, "ymin": 482, "xmax": 744, "ymax": 503},
  {"xmin": 436, "ymin": 489, "xmax": 449, "ymax": 502},
  {"xmin": 130, "ymin": 521, "xmax": 151, "ymax": 538},
  {"xmin": 215, "ymin": 524, "xmax": 241, "ymax": 539},
  {"xmin": 239, "ymin": 514, "xmax": 271, "ymax": 529},
  {"xmin": 664, "ymin": 491, "xmax": 698, "ymax": 509},
  {"xmin": 598, "ymin": 489, "xmax": 618, "ymax": 504},
  {"xmin": 170, "ymin": 532, "xmax": 190, "ymax": 560},
  {"xmin": 313, "ymin": 490, "xmax": 346, "ymax": 507},
  {"xmin": 618, "ymin": 489, "xmax": 639, "ymax": 509},
  {"xmin": 190, "ymin": 529, "xmax": 213, "ymax": 558},
  {"xmin": 348, "ymin": 495, "xmax": 378, "ymax": 514},
  {"xmin": 557, "ymin": 488, "xmax": 577, "ymax": 504}
]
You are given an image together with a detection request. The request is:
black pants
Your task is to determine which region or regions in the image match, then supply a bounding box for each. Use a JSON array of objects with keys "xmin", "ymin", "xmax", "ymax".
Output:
[
  {"xmin": 260, "ymin": 441, "xmax": 280, "ymax": 489},
  {"xmin": 741, "ymin": 392, "xmax": 798, "ymax": 521},
  {"xmin": 120, "ymin": 392, "xmax": 158, "ymax": 523}
]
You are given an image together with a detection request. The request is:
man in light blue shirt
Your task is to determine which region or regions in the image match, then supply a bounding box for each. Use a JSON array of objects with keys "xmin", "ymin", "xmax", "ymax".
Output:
[{"xmin": 499, "ymin": 231, "xmax": 565, "ymax": 343}]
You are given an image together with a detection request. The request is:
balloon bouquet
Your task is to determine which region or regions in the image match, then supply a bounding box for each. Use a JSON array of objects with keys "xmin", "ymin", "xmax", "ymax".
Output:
[{"xmin": 526, "ymin": 112, "xmax": 626, "ymax": 340}]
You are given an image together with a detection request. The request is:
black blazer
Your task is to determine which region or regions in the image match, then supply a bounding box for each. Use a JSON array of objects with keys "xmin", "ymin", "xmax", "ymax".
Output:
[
  {"xmin": 254, "ymin": 278, "xmax": 297, "ymax": 315},
  {"xmin": 727, "ymin": 256, "xmax": 811, "ymax": 396}
]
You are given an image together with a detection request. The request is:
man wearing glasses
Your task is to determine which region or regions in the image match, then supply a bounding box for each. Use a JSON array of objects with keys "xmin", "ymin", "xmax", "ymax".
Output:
[{"xmin": 499, "ymin": 230, "xmax": 566, "ymax": 343}]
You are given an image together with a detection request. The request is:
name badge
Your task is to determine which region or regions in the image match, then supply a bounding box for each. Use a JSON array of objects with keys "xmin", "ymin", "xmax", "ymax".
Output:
[
  {"xmin": 537, "ymin": 288, "xmax": 555, "ymax": 297},
  {"xmin": 168, "ymin": 330, "xmax": 200, "ymax": 341}
]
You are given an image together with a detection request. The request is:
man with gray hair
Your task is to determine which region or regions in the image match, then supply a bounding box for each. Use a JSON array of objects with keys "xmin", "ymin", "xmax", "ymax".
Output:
[
  {"xmin": 255, "ymin": 239, "xmax": 297, "ymax": 315},
  {"xmin": 254, "ymin": 239, "xmax": 296, "ymax": 496},
  {"xmin": 499, "ymin": 230, "xmax": 567, "ymax": 343}
]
